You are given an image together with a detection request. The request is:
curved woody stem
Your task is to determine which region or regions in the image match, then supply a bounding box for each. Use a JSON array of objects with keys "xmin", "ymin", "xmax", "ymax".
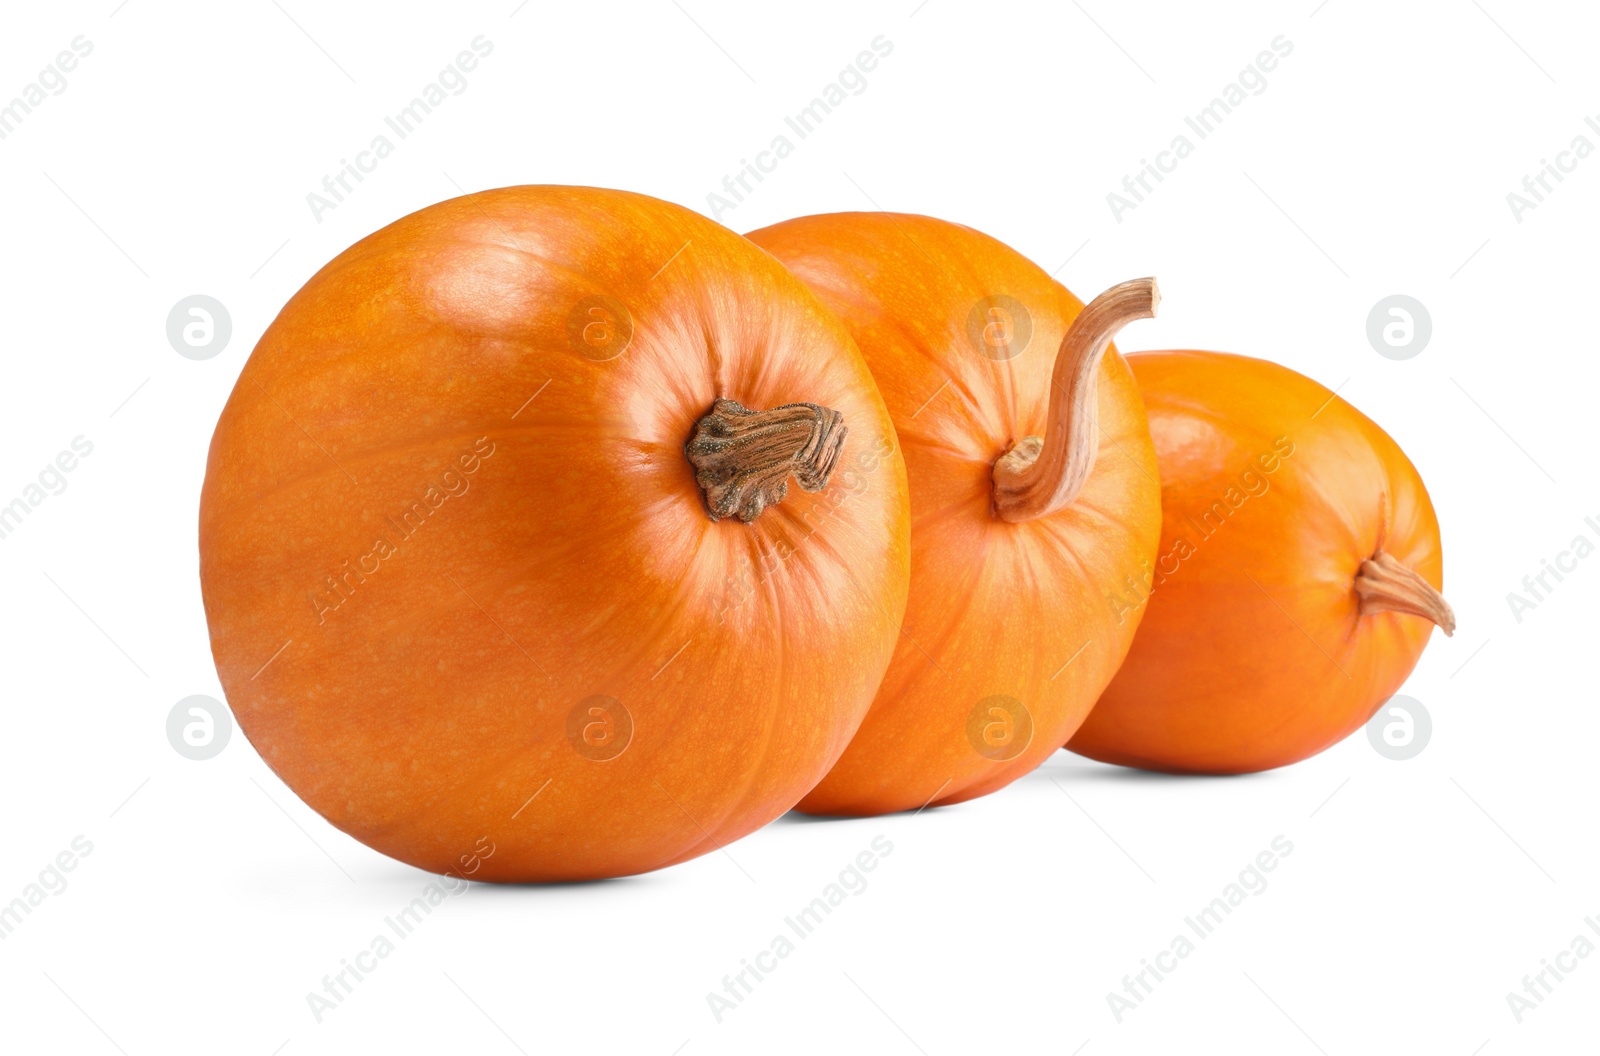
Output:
[
  {"xmin": 991, "ymin": 277, "xmax": 1160, "ymax": 523},
  {"xmin": 1355, "ymin": 550, "xmax": 1456, "ymax": 636}
]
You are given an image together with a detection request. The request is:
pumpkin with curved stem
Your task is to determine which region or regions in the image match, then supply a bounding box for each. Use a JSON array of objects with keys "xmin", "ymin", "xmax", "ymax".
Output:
[
  {"xmin": 1067, "ymin": 351, "xmax": 1454, "ymax": 774},
  {"xmin": 199, "ymin": 186, "xmax": 910, "ymax": 881},
  {"xmin": 748, "ymin": 213, "xmax": 1162, "ymax": 816}
]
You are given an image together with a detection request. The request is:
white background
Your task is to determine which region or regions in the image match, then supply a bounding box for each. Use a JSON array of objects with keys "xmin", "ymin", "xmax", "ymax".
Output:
[{"xmin": 1, "ymin": 1, "xmax": 1594, "ymax": 1052}]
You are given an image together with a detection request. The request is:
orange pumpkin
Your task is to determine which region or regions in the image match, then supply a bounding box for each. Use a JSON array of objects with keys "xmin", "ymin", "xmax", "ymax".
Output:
[
  {"xmin": 199, "ymin": 187, "xmax": 910, "ymax": 881},
  {"xmin": 748, "ymin": 213, "xmax": 1161, "ymax": 815},
  {"xmin": 1067, "ymin": 351, "xmax": 1454, "ymax": 774}
]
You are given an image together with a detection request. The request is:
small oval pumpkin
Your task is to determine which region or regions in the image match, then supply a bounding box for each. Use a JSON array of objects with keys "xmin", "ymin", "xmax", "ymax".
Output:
[
  {"xmin": 749, "ymin": 213, "xmax": 1161, "ymax": 815},
  {"xmin": 199, "ymin": 187, "xmax": 910, "ymax": 881},
  {"xmin": 1067, "ymin": 350, "xmax": 1454, "ymax": 774}
]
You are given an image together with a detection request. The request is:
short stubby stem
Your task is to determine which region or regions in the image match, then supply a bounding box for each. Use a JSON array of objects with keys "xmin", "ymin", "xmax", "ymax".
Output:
[
  {"xmin": 1355, "ymin": 550, "xmax": 1456, "ymax": 636},
  {"xmin": 992, "ymin": 277, "xmax": 1159, "ymax": 523},
  {"xmin": 685, "ymin": 398, "xmax": 847, "ymax": 523}
]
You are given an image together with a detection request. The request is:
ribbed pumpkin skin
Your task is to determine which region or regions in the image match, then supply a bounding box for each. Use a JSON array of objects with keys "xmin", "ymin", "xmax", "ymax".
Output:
[
  {"xmin": 199, "ymin": 187, "xmax": 910, "ymax": 881},
  {"xmin": 1068, "ymin": 351, "xmax": 1445, "ymax": 774},
  {"xmin": 748, "ymin": 213, "xmax": 1161, "ymax": 816}
]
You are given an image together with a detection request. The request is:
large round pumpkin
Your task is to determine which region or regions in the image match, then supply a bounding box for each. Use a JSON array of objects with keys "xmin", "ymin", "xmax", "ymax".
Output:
[
  {"xmin": 199, "ymin": 187, "xmax": 910, "ymax": 881},
  {"xmin": 1067, "ymin": 350, "xmax": 1454, "ymax": 774},
  {"xmin": 748, "ymin": 213, "xmax": 1161, "ymax": 815}
]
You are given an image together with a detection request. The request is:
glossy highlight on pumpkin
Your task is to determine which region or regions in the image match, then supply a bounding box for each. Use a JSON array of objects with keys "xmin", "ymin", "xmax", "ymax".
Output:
[
  {"xmin": 748, "ymin": 213, "xmax": 1162, "ymax": 815},
  {"xmin": 1068, "ymin": 351, "xmax": 1453, "ymax": 774},
  {"xmin": 199, "ymin": 186, "xmax": 910, "ymax": 881}
]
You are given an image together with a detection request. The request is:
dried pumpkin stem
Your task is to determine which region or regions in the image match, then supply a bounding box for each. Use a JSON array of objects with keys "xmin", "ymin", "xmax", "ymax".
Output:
[
  {"xmin": 991, "ymin": 277, "xmax": 1160, "ymax": 523},
  {"xmin": 1355, "ymin": 549, "xmax": 1456, "ymax": 636},
  {"xmin": 685, "ymin": 398, "xmax": 847, "ymax": 523}
]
